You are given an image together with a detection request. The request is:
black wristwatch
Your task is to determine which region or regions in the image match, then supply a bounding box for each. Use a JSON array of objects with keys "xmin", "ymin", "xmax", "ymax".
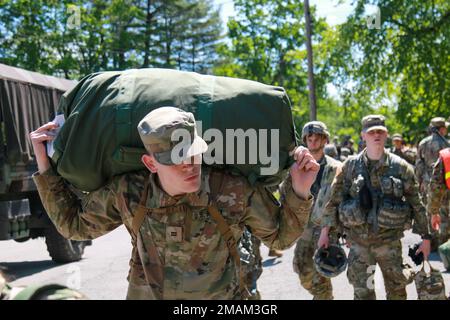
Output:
[{"xmin": 421, "ymin": 234, "xmax": 432, "ymax": 240}]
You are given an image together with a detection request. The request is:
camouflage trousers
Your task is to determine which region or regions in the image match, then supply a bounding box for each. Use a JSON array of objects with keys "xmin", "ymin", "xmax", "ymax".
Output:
[
  {"xmin": 422, "ymin": 184, "xmax": 450, "ymax": 249},
  {"xmin": 240, "ymin": 230, "xmax": 263, "ymax": 300},
  {"xmin": 347, "ymin": 239, "xmax": 411, "ymax": 300},
  {"xmin": 293, "ymin": 225, "xmax": 333, "ymax": 300}
]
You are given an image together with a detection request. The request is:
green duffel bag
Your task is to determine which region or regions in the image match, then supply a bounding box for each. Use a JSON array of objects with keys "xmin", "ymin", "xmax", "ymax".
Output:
[{"xmin": 52, "ymin": 68, "xmax": 298, "ymax": 192}]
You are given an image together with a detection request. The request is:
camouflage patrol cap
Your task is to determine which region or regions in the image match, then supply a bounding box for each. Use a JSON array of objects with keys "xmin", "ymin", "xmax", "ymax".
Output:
[
  {"xmin": 137, "ymin": 107, "xmax": 207, "ymax": 165},
  {"xmin": 391, "ymin": 133, "xmax": 403, "ymax": 141},
  {"xmin": 361, "ymin": 114, "xmax": 387, "ymax": 133},
  {"xmin": 302, "ymin": 121, "xmax": 330, "ymax": 143},
  {"xmin": 430, "ymin": 117, "xmax": 450, "ymax": 128}
]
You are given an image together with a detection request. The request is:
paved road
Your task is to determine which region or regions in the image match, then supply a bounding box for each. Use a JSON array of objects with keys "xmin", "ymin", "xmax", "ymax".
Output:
[{"xmin": 1, "ymin": 226, "xmax": 449, "ymax": 300}]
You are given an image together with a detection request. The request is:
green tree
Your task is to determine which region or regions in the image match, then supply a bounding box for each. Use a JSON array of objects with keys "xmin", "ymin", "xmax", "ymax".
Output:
[
  {"xmin": 326, "ymin": 0, "xmax": 450, "ymax": 141},
  {"xmin": 213, "ymin": 0, "xmax": 340, "ymax": 137},
  {"xmin": 0, "ymin": 0, "xmax": 223, "ymax": 78}
]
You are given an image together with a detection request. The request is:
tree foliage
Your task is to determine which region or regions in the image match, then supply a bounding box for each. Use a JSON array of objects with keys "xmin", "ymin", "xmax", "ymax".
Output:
[
  {"xmin": 0, "ymin": 0, "xmax": 223, "ymax": 78},
  {"xmin": 326, "ymin": 0, "xmax": 450, "ymax": 141}
]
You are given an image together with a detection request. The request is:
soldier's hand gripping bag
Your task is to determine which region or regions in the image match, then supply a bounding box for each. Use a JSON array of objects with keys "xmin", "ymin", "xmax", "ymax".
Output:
[
  {"xmin": 414, "ymin": 260, "xmax": 447, "ymax": 300},
  {"xmin": 51, "ymin": 68, "xmax": 298, "ymax": 191}
]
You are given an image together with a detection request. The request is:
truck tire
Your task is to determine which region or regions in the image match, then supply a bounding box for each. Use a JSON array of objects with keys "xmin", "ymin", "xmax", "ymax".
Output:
[{"xmin": 44, "ymin": 225, "xmax": 87, "ymax": 263}]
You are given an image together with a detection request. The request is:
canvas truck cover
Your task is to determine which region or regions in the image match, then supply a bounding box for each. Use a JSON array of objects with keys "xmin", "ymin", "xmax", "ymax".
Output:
[{"xmin": 0, "ymin": 63, "xmax": 76, "ymax": 166}]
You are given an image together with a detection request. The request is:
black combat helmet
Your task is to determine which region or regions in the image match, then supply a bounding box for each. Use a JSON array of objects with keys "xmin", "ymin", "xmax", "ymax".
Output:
[{"xmin": 313, "ymin": 244, "xmax": 348, "ymax": 278}]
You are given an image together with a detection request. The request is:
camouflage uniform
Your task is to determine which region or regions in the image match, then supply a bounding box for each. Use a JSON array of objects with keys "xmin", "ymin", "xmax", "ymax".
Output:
[
  {"xmin": 416, "ymin": 118, "xmax": 449, "ymax": 248},
  {"xmin": 416, "ymin": 134, "xmax": 448, "ymax": 202},
  {"xmin": 293, "ymin": 155, "xmax": 342, "ymax": 300},
  {"xmin": 293, "ymin": 121, "xmax": 342, "ymax": 300},
  {"xmin": 323, "ymin": 148, "xmax": 430, "ymax": 300},
  {"xmin": 390, "ymin": 147, "xmax": 416, "ymax": 166},
  {"xmin": 323, "ymin": 115, "xmax": 430, "ymax": 300},
  {"xmin": 427, "ymin": 152, "xmax": 450, "ymax": 243},
  {"xmin": 33, "ymin": 165, "xmax": 311, "ymax": 300},
  {"xmin": 239, "ymin": 227, "xmax": 262, "ymax": 300}
]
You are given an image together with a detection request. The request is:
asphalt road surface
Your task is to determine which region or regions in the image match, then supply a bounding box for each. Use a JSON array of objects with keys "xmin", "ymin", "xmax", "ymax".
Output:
[{"xmin": 1, "ymin": 226, "xmax": 449, "ymax": 300}]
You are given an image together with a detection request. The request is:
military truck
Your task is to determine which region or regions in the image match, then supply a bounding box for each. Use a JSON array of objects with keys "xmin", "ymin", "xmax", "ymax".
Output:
[{"xmin": 0, "ymin": 63, "xmax": 91, "ymax": 263}]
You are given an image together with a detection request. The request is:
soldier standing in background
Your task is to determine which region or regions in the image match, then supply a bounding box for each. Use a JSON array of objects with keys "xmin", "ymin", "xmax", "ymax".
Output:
[
  {"xmin": 318, "ymin": 115, "xmax": 431, "ymax": 300},
  {"xmin": 293, "ymin": 121, "xmax": 342, "ymax": 300},
  {"xmin": 339, "ymin": 147, "xmax": 351, "ymax": 162},
  {"xmin": 416, "ymin": 117, "xmax": 449, "ymax": 250},
  {"xmin": 427, "ymin": 147, "xmax": 450, "ymax": 248},
  {"xmin": 324, "ymin": 143, "xmax": 339, "ymax": 160},
  {"xmin": 390, "ymin": 133, "xmax": 416, "ymax": 166}
]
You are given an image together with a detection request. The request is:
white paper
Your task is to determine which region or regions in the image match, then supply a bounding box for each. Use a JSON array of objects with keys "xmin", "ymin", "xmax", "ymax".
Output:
[{"xmin": 46, "ymin": 114, "xmax": 65, "ymax": 158}]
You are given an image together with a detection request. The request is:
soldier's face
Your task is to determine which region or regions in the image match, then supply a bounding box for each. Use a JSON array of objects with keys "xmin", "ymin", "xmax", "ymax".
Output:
[
  {"xmin": 306, "ymin": 133, "xmax": 327, "ymax": 153},
  {"xmin": 392, "ymin": 139, "xmax": 402, "ymax": 149},
  {"xmin": 362, "ymin": 129, "xmax": 388, "ymax": 147},
  {"xmin": 142, "ymin": 154, "xmax": 202, "ymax": 196}
]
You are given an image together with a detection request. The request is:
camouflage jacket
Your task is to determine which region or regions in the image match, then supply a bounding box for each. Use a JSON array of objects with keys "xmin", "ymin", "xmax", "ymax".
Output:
[
  {"xmin": 308, "ymin": 155, "xmax": 342, "ymax": 228},
  {"xmin": 33, "ymin": 166, "xmax": 312, "ymax": 300},
  {"xmin": 390, "ymin": 146, "xmax": 416, "ymax": 166},
  {"xmin": 427, "ymin": 153, "xmax": 449, "ymax": 216},
  {"xmin": 416, "ymin": 133, "xmax": 449, "ymax": 185},
  {"xmin": 322, "ymin": 149, "xmax": 430, "ymax": 244}
]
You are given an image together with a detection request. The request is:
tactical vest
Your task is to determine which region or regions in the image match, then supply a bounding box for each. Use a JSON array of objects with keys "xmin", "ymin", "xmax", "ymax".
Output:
[
  {"xmin": 340, "ymin": 152, "xmax": 412, "ymax": 233},
  {"xmin": 439, "ymin": 148, "xmax": 450, "ymax": 189}
]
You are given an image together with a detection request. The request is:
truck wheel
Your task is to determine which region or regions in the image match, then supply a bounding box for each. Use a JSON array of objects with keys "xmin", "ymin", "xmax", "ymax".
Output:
[{"xmin": 45, "ymin": 226, "xmax": 87, "ymax": 263}]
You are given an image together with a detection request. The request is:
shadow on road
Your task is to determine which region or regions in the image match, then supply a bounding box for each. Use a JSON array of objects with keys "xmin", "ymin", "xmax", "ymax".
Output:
[
  {"xmin": 262, "ymin": 258, "xmax": 282, "ymax": 267},
  {"xmin": 0, "ymin": 260, "xmax": 61, "ymax": 281}
]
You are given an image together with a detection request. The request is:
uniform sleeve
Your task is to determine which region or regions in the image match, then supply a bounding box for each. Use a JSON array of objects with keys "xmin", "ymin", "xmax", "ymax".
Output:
[
  {"xmin": 427, "ymin": 158, "xmax": 446, "ymax": 216},
  {"xmin": 415, "ymin": 144, "xmax": 425, "ymax": 186},
  {"xmin": 321, "ymin": 160, "xmax": 347, "ymax": 228},
  {"xmin": 32, "ymin": 167, "xmax": 123, "ymax": 240},
  {"xmin": 242, "ymin": 174, "xmax": 313, "ymax": 250},
  {"xmin": 402, "ymin": 163, "xmax": 430, "ymax": 236}
]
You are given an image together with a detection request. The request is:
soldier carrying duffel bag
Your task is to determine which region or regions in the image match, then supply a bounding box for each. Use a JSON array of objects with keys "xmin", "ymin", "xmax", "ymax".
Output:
[{"xmin": 30, "ymin": 69, "xmax": 320, "ymax": 300}]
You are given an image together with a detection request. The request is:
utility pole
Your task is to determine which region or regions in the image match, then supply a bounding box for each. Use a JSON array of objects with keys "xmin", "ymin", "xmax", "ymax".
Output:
[{"xmin": 304, "ymin": 0, "xmax": 317, "ymax": 120}]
